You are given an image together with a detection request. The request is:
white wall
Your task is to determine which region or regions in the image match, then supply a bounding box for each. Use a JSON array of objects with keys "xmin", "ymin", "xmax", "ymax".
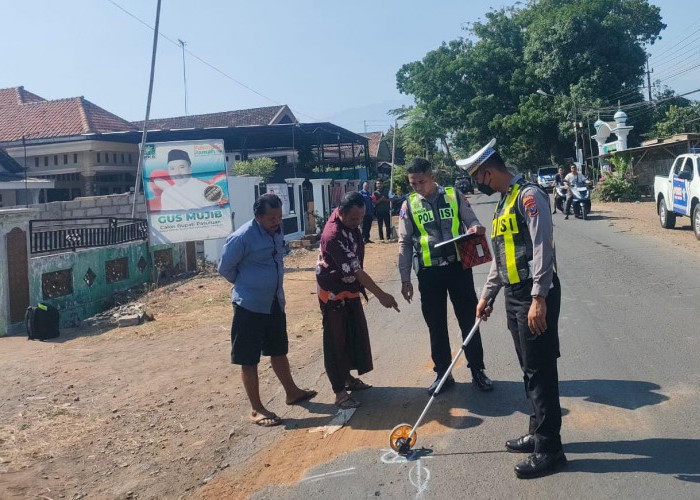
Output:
[{"xmin": 202, "ymin": 176, "xmax": 261, "ymax": 263}]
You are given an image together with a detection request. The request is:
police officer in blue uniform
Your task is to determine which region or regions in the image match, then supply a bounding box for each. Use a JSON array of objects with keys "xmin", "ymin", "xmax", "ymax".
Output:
[{"xmin": 459, "ymin": 139, "xmax": 566, "ymax": 479}]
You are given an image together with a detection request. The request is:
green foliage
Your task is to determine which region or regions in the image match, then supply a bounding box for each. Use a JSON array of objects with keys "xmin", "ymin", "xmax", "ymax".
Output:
[
  {"xmin": 396, "ymin": 0, "xmax": 666, "ymax": 171},
  {"xmin": 312, "ymin": 210, "xmax": 328, "ymax": 234},
  {"xmin": 390, "ymin": 165, "xmax": 409, "ymax": 196},
  {"xmin": 232, "ymin": 157, "xmax": 277, "ymax": 181},
  {"xmin": 593, "ymin": 153, "xmax": 640, "ymax": 201},
  {"xmin": 649, "ymin": 103, "xmax": 700, "ymax": 138}
]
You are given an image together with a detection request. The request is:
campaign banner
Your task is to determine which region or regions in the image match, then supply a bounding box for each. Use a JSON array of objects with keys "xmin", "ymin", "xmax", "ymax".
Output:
[{"xmin": 142, "ymin": 139, "xmax": 232, "ymax": 244}]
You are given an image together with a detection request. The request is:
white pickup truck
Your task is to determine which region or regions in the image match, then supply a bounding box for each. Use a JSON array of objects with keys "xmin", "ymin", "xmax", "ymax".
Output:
[{"xmin": 654, "ymin": 149, "xmax": 700, "ymax": 240}]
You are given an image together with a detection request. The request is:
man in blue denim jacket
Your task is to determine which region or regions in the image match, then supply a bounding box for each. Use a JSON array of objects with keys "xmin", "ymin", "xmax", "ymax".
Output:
[{"xmin": 218, "ymin": 193, "xmax": 316, "ymax": 427}]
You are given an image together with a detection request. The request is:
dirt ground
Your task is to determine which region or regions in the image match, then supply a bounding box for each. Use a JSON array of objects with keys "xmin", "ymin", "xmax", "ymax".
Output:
[{"xmin": 1, "ymin": 206, "xmax": 698, "ymax": 499}]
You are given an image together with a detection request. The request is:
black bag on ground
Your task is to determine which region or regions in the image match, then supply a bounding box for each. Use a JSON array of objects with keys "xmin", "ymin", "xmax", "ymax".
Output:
[{"xmin": 25, "ymin": 303, "xmax": 60, "ymax": 341}]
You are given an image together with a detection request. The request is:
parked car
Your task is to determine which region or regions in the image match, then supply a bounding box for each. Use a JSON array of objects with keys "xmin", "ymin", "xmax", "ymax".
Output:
[
  {"xmin": 536, "ymin": 166, "xmax": 559, "ymax": 192},
  {"xmin": 654, "ymin": 149, "xmax": 700, "ymax": 240}
]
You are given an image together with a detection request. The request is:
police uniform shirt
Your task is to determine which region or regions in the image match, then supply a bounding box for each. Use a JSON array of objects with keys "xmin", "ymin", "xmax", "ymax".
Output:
[
  {"xmin": 481, "ymin": 175, "xmax": 556, "ymax": 300},
  {"xmin": 398, "ymin": 184, "xmax": 482, "ymax": 283}
]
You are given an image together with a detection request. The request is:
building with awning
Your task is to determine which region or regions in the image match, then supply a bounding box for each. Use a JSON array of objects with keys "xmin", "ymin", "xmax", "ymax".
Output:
[{"xmin": 0, "ymin": 148, "xmax": 54, "ymax": 207}]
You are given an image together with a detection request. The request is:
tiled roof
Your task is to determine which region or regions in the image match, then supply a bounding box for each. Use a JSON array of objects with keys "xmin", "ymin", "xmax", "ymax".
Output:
[
  {"xmin": 133, "ymin": 105, "xmax": 296, "ymax": 130},
  {"xmin": 0, "ymin": 86, "xmax": 137, "ymax": 143},
  {"xmin": 359, "ymin": 132, "xmax": 383, "ymax": 158}
]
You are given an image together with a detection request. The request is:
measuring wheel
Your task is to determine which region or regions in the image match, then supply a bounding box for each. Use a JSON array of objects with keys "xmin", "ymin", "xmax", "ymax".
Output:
[{"xmin": 389, "ymin": 423, "xmax": 416, "ymax": 454}]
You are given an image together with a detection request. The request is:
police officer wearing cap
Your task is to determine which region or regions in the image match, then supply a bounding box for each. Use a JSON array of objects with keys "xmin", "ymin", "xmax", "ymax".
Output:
[
  {"xmin": 398, "ymin": 158, "xmax": 493, "ymax": 396},
  {"xmin": 459, "ymin": 139, "xmax": 566, "ymax": 479}
]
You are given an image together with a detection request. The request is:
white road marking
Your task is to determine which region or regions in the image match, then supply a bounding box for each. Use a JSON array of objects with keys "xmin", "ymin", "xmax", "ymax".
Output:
[{"xmin": 301, "ymin": 467, "xmax": 357, "ymax": 483}]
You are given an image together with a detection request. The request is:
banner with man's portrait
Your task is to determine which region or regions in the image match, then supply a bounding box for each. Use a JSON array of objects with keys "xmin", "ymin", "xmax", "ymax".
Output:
[{"xmin": 142, "ymin": 139, "xmax": 232, "ymax": 244}]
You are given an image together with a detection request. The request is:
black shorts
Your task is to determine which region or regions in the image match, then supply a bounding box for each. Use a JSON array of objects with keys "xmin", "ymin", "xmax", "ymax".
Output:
[{"xmin": 230, "ymin": 300, "xmax": 288, "ymax": 365}]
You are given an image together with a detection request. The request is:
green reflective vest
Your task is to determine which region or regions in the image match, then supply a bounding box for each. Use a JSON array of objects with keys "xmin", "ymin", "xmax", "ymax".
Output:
[{"xmin": 409, "ymin": 186, "xmax": 461, "ymax": 268}]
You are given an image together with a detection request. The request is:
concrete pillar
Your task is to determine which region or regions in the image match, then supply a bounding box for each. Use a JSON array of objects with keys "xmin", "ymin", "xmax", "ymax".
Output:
[
  {"xmin": 285, "ymin": 177, "xmax": 306, "ymax": 236},
  {"xmin": 310, "ymin": 179, "xmax": 332, "ymax": 218},
  {"xmin": 0, "ymin": 208, "xmax": 37, "ymax": 336},
  {"xmin": 82, "ymin": 172, "xmax": 96, "ymax": 196}
]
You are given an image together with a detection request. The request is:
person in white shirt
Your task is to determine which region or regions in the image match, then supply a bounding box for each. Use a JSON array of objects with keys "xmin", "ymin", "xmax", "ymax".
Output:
[
  {"xmin": 158, "ymin": 149, "xmax": 213, "ymax": 211},
  {"xmin": 563, "ymin": 164, "xmax": 590, "ymax": 219}
]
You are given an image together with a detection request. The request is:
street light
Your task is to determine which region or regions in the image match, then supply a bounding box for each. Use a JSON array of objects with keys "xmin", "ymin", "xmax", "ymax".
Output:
[{"xmin": 536, "ymin": 89, "xmax": 550, "ymax": 97}]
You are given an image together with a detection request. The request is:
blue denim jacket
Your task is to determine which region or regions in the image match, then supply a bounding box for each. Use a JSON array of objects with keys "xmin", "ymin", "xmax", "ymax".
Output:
[{"xmin": 218, "ymin": 219, "xmax": 285, "ymax": 314}]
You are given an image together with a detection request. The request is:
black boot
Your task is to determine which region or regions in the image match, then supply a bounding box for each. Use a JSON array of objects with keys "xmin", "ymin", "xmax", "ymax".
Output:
[
  {"xmin": 471, "ymin": 369, "xmax": 493, "ymax": 391},
  {"xmin": 505, "ymin": 434, "xmax": 535, "ymax": 453},
  {"xmin": 428, "ymin": 374, "xmax": 455, "ymax": 396},
  {"xmin": 514, "ymin": 449, "xmax": 567, "ymax": 479}
]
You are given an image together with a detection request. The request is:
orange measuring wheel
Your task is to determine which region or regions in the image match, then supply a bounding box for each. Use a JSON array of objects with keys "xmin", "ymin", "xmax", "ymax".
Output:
[{"xmin": 389, "ymin": 423, "xmax": 416, "ymax": 453}]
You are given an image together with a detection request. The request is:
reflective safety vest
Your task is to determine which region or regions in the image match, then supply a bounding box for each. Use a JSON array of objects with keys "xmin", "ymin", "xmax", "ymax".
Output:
[
  {"xmin": 491, "ymin": 179, "xmax": 535, "ymax": 285},
  {"xmin": 409, "ymin": 186, "xmax": 461, "ymax": 268}
]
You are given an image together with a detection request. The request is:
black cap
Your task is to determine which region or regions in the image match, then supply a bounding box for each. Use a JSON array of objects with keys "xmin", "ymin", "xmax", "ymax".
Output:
[{"xmin": 167, "ymin": 149, "xmax": 191, "ymax": 164}]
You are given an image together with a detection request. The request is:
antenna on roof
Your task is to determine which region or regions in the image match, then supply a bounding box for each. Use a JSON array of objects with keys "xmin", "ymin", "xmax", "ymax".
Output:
[{"xmin": 178, "ymin": 39, "xmax": 189, "ymax": 119}]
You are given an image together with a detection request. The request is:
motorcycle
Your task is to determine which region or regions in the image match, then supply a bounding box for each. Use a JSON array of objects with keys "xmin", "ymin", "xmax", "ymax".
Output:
[
  {"xmin": 570, "ymin": 181, "xmax": 592, "ymax": 220},
  {"xmin": 554, "ymin": 183, "xmax": 567, "ymax": 213}
]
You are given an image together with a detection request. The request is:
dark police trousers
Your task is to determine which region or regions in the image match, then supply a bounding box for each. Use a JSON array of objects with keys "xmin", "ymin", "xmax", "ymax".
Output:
[
  {"xmin": 504, "ymin": 274, "xmax": 562, "ymax": 453},
  {"xmin": 417, "ymin": 261, "xmax": 485, "ymax": 375}
]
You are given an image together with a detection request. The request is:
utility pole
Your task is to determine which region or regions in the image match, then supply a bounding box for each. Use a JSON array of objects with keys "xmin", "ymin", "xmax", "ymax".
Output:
[
  {"xmin": 178, "ymin": 39, "xmax": 189, "ymax": 117},
  {"xmin": 363, "ymin": 120, "xmax": 367, "ymax": 133},
  {"xmin": 390, "ymin": 118, "xmax": 397, "ymax": 195},
  {"xmin": 131, "ymin": 0, "xmax": 162, "ymax": 218},
  {"xmin": 646, "ymin": 53, "xmax": 653, "ymax": 102}
]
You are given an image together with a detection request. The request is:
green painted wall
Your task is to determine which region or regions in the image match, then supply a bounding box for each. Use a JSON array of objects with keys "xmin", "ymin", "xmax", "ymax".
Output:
[{"xmin": 29, "ymin": 242, "xmax": 180, "ymax": 328}]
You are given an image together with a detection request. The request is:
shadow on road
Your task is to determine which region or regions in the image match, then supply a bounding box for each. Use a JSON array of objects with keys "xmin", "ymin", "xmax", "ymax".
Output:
[
  {"xmin": 282, "ymin": 378, "xmax": 667, "ymax": 432},
  {"xmin": 565, "ymin": 438, "xmax": 700, "ymax": 482}
]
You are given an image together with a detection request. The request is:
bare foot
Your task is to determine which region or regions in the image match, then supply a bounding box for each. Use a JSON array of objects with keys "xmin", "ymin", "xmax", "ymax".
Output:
[{"xmin": 285, "ymin": 388, "xmax": 317, "ymax": 405}]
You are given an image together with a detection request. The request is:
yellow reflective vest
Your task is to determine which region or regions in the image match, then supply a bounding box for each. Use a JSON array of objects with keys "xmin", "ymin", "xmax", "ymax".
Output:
[{"xmin": 409, "ymin": 186, "xmax": 461, "ymax": 268}]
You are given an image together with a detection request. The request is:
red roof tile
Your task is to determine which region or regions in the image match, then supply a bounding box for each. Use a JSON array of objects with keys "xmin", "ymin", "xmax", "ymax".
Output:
[
  {"xmin": 359, "ymin": 131, "xmax": 383, "ymax": 158},
  {"xmin": 0, "ymin": 86, "xmax": 136, "ymax": 143}
]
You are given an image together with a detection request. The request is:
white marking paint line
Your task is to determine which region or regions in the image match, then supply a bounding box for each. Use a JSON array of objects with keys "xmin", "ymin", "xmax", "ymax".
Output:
[
  {"xmin": 308, "ymin": 408, "xmax": 356, "ymax": 437},
  {"xmin": 409, "ymin": 459, "xmax": 430, "ymax": 497},
  {"xmin": 301, "ymin": 467, "xmax": 357, "ymax": 483}
]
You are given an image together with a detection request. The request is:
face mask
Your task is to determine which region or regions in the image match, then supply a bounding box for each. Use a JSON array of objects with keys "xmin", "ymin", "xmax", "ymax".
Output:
[{"xmin": 476, "ymin": 182, "xmax": 495, "ymax": 196}]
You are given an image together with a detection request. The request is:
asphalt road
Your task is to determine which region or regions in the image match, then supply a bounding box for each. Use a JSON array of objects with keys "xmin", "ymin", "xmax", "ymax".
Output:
[{"xmin": 256, "ymin": 193, "xmax": 700, "ymax": 499}]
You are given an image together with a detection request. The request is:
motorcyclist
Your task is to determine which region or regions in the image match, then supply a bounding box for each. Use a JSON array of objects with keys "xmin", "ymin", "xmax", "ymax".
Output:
[
  {"xmin": 563, "ymin": 163, "xmax": 591, "ymax": 220},
  {"xmin": 552, "ymin": 166, "xmax": 566, "ymax": 214}
]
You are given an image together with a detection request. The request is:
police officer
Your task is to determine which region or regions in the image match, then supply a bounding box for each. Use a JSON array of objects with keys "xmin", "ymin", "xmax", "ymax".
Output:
[
  {"xmin": 398, "ymin": 158, "xmax": 493, "ymax": 395},
  {"xmin": 459, "ymin": 139, "xmax": 565, "ymax": 479}
]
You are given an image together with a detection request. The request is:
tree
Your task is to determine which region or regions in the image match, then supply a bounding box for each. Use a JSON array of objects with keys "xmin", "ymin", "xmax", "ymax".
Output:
[
  {"xmin": 232, "ymin": 157, "xmax": 276, "ymax": 181},
  {"xmin": 649, "ymin": 103, "xmax": 700, "ymax": 137},
  {"xmin": 396, "ymin": 0, "xmax": 666, "ymax": 172}
]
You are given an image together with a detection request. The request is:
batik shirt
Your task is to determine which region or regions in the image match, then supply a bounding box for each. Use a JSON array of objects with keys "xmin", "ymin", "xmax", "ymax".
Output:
[{"xmin": 316, "ymin": 209, "xmax": 365, "ymax": 303}]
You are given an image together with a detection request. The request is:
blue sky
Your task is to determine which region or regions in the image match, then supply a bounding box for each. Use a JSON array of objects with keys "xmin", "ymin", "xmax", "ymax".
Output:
[{"xmin": 2, "ymin": 1, "xmax": 698, "ymax": 133}]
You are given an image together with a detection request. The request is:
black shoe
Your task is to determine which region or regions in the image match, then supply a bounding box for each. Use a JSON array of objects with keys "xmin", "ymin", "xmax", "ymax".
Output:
[
  {"xmin": 428, "ymin": 374, "xmax": 455, "ymax": 396},
  {"xmin": 514, "ymin": 449, "xmax": 567, "ymax": 479},
  {"xmin": 365, "ymin": 239, "xmax": 374, "ymax": 244},
  {"xmin": 506, "ymin": 434, "xmax": 535, "ymax": 453},
  {"xmin": 471, "ymin": 369, "xmax": 493, "ymax": 392},
  {"xmin": 552, "ymin": 210, "xmax": 557, "ymax": 214},
  {"xmin": 564, "ymin": 215, "xmax": 569, "ymax": 220}
]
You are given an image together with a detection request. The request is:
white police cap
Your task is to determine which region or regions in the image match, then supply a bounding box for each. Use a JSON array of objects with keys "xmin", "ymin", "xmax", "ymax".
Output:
[{"xmin": 456, "ymin": 138, "xmax": 497, "ymax": 176}]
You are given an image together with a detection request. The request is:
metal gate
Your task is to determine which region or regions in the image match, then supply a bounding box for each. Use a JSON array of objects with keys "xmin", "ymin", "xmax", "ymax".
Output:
[{"xmin": 7, "ymin": 227, "xmax": 30, "ymax": 323}]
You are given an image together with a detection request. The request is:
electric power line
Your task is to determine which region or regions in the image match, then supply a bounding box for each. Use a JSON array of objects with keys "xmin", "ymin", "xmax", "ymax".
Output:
[{"xmin": 106, "ymin": 0, "xmax": 323, "ymax": 122}]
